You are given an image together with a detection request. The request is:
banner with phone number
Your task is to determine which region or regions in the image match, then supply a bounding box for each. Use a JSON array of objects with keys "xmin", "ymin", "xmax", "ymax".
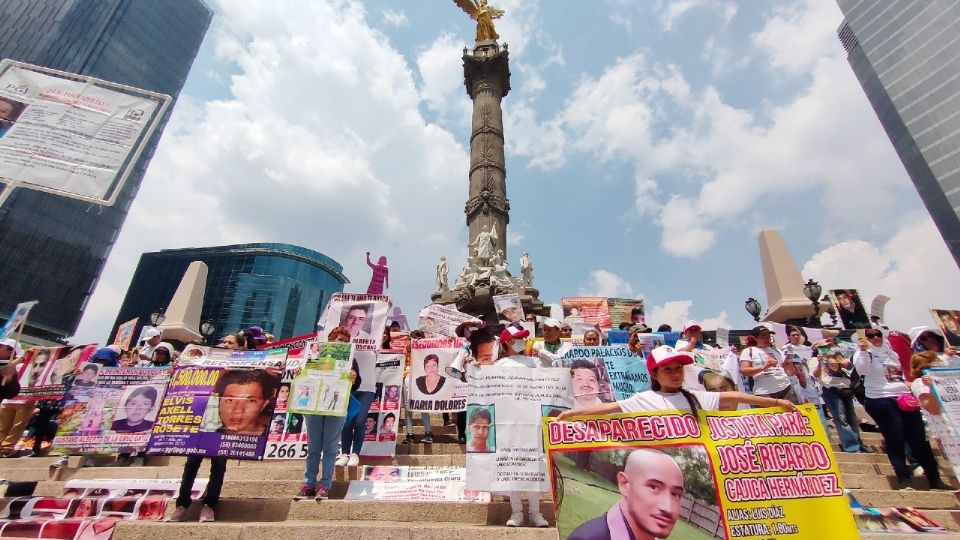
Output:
[{"xmin": 544, "ymin": 404, "xmax": 857, "ymax": 540}]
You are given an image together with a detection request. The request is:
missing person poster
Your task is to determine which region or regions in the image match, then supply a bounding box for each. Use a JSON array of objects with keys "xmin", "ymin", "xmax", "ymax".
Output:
[
  {"xmin": 828, "ymin": 289, "xmax": 871, "ymax": 330},
  {"xmin": 360, "ymin": 351, "xmax": 404, "ymax": 459},
  {"xmin": 560, "ymin": 346, "xmax": 651, "ymax": 405},
  {"xmin": 265, "ymin": 348, "xmax": 309, "ymax": 460},
  {"xmin": 608, "ymin": 298, "xmax": 645, "ymax": 328},
  {"xmin": 10, "ymin": 344, "xmax": 97, "ymax": 400},
  {"xmin": 288, "ymin": 341, "xmax": 352, "ymax": 417},
  {"xmin": 145, "ymin": 347, "xmax": 286, "ymax": 460},
  {"xmin": 52, "ymin": 367, "xmax": 171, "ymax": 454},
  {"xmin": 465, "ymin": 365, "xmax": 573, "ymax": 492},
  {"xmin": 316, "ymin": 293, "xmax": 390, "ymax": 352},
  {"xmin": 544, "ymin": 404, "xmax": 858, "ymax": 540},
  {"xmin": 345, "ymin": 466, "xmax": 491, "ymax": 503},
  {"xmin": 417, "ymin": 304, "xmax": 481, "ymax": 338},
  {"xmin": 918, "ymin": 368, "xmax": 960, "ymax": 480},
  {"xmin": 931, "ymin": 309, "xmax": 960, "ymax": 347},
  {"xmin": 562, "ymin": 297, "xmax": 612, "ymax": 329},
  {"xmin": 0, "ymin": 300, "xmax": 36, "ymax": 341},
  {"xmin": 407, "ymin": 338, "xmax": 468, "ymax": 413},
  {"xmin": 493, "ymin": 293, "xmax": 524, "ymax": 324},
  {"xmin": 112, "ymin": 318, "xmax": 138, "ymax": 351}
]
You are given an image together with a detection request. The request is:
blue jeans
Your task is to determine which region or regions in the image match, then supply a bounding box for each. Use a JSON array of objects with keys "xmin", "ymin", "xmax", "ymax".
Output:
[
  {"xmin": 341, "ymin": 391, "xmax": 376, "ymax": 455},
  {"xmin": 304, "ymin": 413, "xmax": 348, "ymax": 489},
  {"xmin": 822, "ymin": 387, "xmax": 867, "ymax": 452},
  {"xmin": 404, "ymin": 410, "xmax": 432, "ymax": 433}
]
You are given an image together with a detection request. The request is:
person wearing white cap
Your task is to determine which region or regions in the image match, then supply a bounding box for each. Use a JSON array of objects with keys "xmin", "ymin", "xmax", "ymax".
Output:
[
  {"xmin": 532, "ymin": 318, "xmax": 571, "ymax": 366},
  {"xmin": 137, "ymin": 327, "xmax": 163, "ymax": 362},
  {"xmin": 738, "ymin": 323, "xmax": 800, "ymax": 405},
  {"xmin": 674, "ymin": 321, "xmax": 703, "ymax": 352},
  {"xmin": 0, "ymin": 338, "xmax": 30, "ymax": 456},
  {"xmin": 558, "ymin": 346, "xmax": 796, "ymax": 419},
  {"xmin": 909, "ymin": 326, "xmax": 960, "ymax": 368}
]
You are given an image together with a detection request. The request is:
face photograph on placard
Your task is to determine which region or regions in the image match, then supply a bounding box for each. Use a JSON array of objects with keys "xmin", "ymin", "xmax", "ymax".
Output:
[
  {"xmin": 551, "ymin": 445, "xmax": 721, "ymax": 540},
  {"xmin": 365, "ymin": 466, "xmax": 402, "ymax": 482},
  {"xmin": 71, "ymin": 363, "xmax": 100, "ymax": 388},
  {"xmin": 203, "ymin": 369, "xmax": 279, "ymax": 436},
  {"xmin": 275, "ymin": 384, "xmax": 290, "ymax": 411},
  {"xmin": 364, "ymin": 413, "xmax": 378, "ymax": 441},
  {"xmin": 383, "ymin": 384, "xmax": 400, "ymax": 410},
  {"xmin": 569, "ymin": 359, "xmax": 615, "ymax": 411},
  {"xmin": 68, "ymin": 498, "xmax": 101, "ymax": 519},
  {"xmin": 377, "ymin": 412, "xmax": 397, "ymax": 441},
  {"xmin": 269, "ymin": 414, "xmax": 285, "ymax": 436},
  {"xmin": 465, "ymin": 404, "xmax": 495, "ymax": 454},
  {"xmin": 110, "ymin": 385, "xmax": 162, "ymax": 433},
  {"xmin": 340, "ymin": 303, "xmax": 374, "ymax": 340},
  {"xmin": 134, "ymin": 495, "xmax": 167, "ymax": 521},
  {"xmin": 98, "ymin": 497, "xmax": 137, "ymax": 517},
  {"xmin": 828, "ymin": 289, "xmax": 871, "ymax": 330},
  {"xmin": 932, "ymin": 309, "xmax": 960, "ymax": 347},
  {"xmin": 0, "ymin": 96, "xmax": 27, "ymax": 137},
  {"xmin": 414, "ymin": 353, "xmax": 449, "ymax": 397}
]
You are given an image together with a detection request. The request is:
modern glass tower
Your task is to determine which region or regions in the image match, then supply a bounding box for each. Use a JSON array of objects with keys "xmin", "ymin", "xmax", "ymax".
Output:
[
  {"xmin": 112, "ymin": 243, "xmax": 349, "ymax": 344},
  {"xmin": 0, "ymin": 0, "xmax": 213, "ymax": 340},
  {"xmin": 837, "ymin": 0, "xmax": 960, "ymax": 267}
]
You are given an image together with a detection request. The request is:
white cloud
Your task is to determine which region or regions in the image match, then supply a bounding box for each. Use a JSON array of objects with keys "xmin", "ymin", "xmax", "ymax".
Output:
[
  {"xmin": 578, "ymin": 270, "xmax": 638, "ymax": 298},
  {"xmin": 802, "ymin": 215, "xmax": 960, "ymax": 332},
  {"xmin": 507, "ymin": 230, "xmax": 525, "ymax": 246},
  {"xmin": 659, "ymin": 0, "xmax": 737, "ymax": 31},
  {"xmin": 648, "ymin": 300, "xmax": 730, "ymax": 331},
  {"xmin": 752, "ymin": 0, "xmax": 843, "ymax": 76},
  {"xmin": 72, "ymin": 0, "xmax": 469, "ymax": 343},
  {"xmin": 657, "ymin": 196, "xmax": 714, "ymax": 258},
  {"xmin": 381, "ymin": 8, "xmax": 408, "ymax": 27},
  {"xmin": 416, "ymin": 32, "xmax": 470, "ymax": 122}
]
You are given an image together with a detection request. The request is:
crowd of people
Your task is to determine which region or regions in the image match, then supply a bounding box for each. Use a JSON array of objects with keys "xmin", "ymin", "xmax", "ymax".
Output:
[{"xmin": 1, "ymin": 309, "xmax": 959, "ymax": 529}]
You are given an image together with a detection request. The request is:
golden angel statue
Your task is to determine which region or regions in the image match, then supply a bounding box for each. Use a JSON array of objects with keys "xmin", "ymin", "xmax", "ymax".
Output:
[{"xmin": 453, "ymin": 0, "xmax": 505, "ymax": 42}]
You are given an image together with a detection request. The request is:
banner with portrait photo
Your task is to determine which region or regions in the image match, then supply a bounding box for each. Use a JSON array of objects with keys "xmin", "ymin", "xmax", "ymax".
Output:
[
  {"xmin": 544, "ymin": 404, "xmax": 858, "ymax": 540},
  {"xmin": 417, "ymin": 304, "xmax": 481, "ymax": 338},
  {"xmin": 827, "ymin": 289, "xmax": 871, "ymax": 330},
  {"xmin": 145, "ymin": 347, "xmax": 286, "ymax": 460},
  {"xmin": 407, "ymin": 338, "xmax": 468, "ymax": 413},
  {"xmin": 560, "ymin": 346, "xmax": 650, "ymax": 405},
  {"xmin": 9, "ymin": 344, "xmax": 97, "ymax": 400},
  {"xmin": 562, "ymin": 297, "xmax": 611, "ymax": 330},
  {"xmin": 112, "ymin": 318, "xmax": 138, "ymax": 351},
  {"xmin": 919, "ymin": 368, "xmax": 960, "ymax": 480},
  {"xmin": 316, "ymin": 293, "xmax": 389, "ymax": 352},
  {"xmin": 288, "ymin": 341, "xmax": 352, "ymax": 417},
  {"xmin": 264, "ymin": 348, "xmax": 309, "ymax": 460},
  {"xmin": 465, "ymin": 365, "xmax": 573, "ymax": 492},
  {"xmin": 608, "ymin": 298, "xmax": 645, "ymax": 328},
  {"xmin": 360, "ymin": 351, "xmax": 404, "ymax": 459},
  {"xmin": 345, "ymin": 466, "xmax": 490, "ymax": 503},
  {"xmin": 0, "ymin": 300, "xmax": 36, "ymax": 341},
  {"xmin": 493, "ymin": 293, "xmax": 524, "ymax": 324},
  {"xmin": 931, "ymin": 309, "xmax": 960, "ymax": 347},
  {"xmin": 52, "ymin": 367, "xmax": 171, "ymax": 454}
]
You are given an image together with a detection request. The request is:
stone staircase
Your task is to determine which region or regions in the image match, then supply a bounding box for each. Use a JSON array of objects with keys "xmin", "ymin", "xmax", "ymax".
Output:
[{"xmin": 2, "ymin": 422, "xmax": 959, "ymax": 539}]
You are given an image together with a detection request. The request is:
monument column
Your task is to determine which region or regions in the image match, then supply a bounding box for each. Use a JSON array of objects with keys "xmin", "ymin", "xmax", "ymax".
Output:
[{"xmin": 463, "ymin": 42, "xmax": 511, "ymax": 260}]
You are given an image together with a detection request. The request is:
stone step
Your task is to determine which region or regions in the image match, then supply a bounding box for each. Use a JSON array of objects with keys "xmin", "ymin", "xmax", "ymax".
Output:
[
  {"xmin": 112, "ymin": 520, "xmax": 556, "ymax": 540},
  {"xmin": 918, "ymin": 509, "xmax": 960, "ymax": 531},
  {"xmin": 0, "ymin": 467, "xmax": 55, "ymax": 481},
  {"xmin": 861, "ymin": 535, "xmax": 960, "ymax": 540},
  {"xmin": 850, "ymin": 489, "xmax": 960, "ymax": 509},
  {"xmin": 287, "ymin": 500, "xmax": 555, "ymax": 525},
  {"xmin": 842, "ymin": 473, "xmax": 960, "ymax": 491}
]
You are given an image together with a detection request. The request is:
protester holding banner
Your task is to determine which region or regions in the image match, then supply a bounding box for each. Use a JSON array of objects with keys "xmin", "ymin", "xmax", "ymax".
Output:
[
  {"xmin": 297, "ymin": 329, "xmax": 358, "ymax": 500},
  {"xmin": 336, "ymin": 324, "xmax": 377, "ymax": 468},
  {"xmin": 909, "ymin": 326, "xmax": 960, "ymax": 368},
  {"xmin": 909, "ymin": 351, "xmax": 960, "ymax": 479},
  {"xmin": 137, "ymin": 328, "xmax": 163, "ymax": 362},
  {"xmin": 0, "ymin": 338, "xmax": 31, "ymax": 455},
  {"xmin": 814, "ymin": 347, "xmax": 870, "ymax": 453},
  {"xmin": 854, "ymin": 330, "xmax": 948, "ymax": 490},
  {"xmin": 559, "ymin": 346, "xmax": 797, "ymax": 419},
  {"xmin": 738, "ymin": 323, "xmax": 801, "ymax": 405}
]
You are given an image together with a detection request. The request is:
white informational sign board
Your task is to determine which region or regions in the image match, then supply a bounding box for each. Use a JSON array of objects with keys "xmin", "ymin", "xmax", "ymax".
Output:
[{"xmin": 0, "ymin": 60, "xmax": 171, "ymax": 206}]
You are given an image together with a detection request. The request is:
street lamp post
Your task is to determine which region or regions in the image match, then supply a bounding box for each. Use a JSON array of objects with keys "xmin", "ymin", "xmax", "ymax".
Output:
[
  {"xmin": 745, "ymin": 298, "xmax": 762, "ymax": 322},
  {"xmin": 802, "ymin": 279, "xmax": 822, "ymax": 327}
]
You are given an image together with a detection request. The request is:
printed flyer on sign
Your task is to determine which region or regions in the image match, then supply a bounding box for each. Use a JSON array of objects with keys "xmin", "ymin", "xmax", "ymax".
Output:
[
  {"xmin": 560, "ymin": 346, "xmax": 651, "ymax": 404},
  {"xmin": 931, "ymin": 308, "xmax": 960, "ymax": 347},
  {"xmin": 112, "ymin": 318, "xmax": 138, "ymax": 351},
  {"xmin": 53, "ymin": 367, "xmax": 171, "ymax": 454},
  {"xmin": 11, "ymin": 344, "xmax": 97, "ymax": 400},
  {"xmin": 493, "ymin": 293, "xmax": 524, "ymax": 323},
  {"xmin": 145, "ymin": 347, "xmax": 286, "ymax": 460},
  {"xmin": 360, "ymin": 351, "xmax": 404, "ymax": 458},
  {"xmin": 924, "ymin": 367, "xmax": 960, "ymax": 479},
  {"xmin": 465, "ymin": 365, "xmax": 573, "ymax": 492},
  {"xmin": 544, "ymin": 405, "xmax": 858, "ymax": 540},
  {"xmin": 316, "ymin": 293, "xmax": 390, "ymax": 352},
  {"xmin": 418, "ymin": 303, "xmax": 481, "ymax": 338},
  {"xmin": 607, "ymin": 298, "xmax": 645, "ymax": 327},
  {"xmin": 407, "ymin": 338, "xmax": 468, "ymax": 413},
  {"xmin": 0, "ymin": 63, "xmax": 163, "ymax": 200},
  {"xmin": 288, "ymin": 341, "xmax": 352, "ymax": 417},
  {"xmin": 265, "ymin": 348, "xmax": 309, "ymax": 460},
  {"xmin": 0, "ymin": 300, "xmax": 36, "ymax": 340},
  {"xmin": 345, "ymin": 466, "xmax": 490, "ymax": 503},
  {"xmin": 562, "ymin": 297, "xmax": 611, "ymax": 329}
]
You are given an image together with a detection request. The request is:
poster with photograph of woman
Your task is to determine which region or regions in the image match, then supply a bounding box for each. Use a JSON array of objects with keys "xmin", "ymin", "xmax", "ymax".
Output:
[
  {"xmin": 493, "ymin": 293, "xmax": 524, "ymax": 323},
  {"xmin": 408, "ymin": 342, "xmax": 467, "ymax": 413},
  {"xmin": 931, "ymin": 309, "xmax": 960, "ymax": 347}
]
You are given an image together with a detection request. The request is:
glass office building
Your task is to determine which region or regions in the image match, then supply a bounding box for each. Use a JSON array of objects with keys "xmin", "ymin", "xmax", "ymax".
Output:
[
  {"xmin": 111, "ymin": 243, "xmax": 349, "ymax": 342},
  {"xmin": 0, "ymin": 1, "xmax": 213, "ymax": 340},
  {"xmin": 838, "ymin": 0, "xmax": 960, "ymax": 267}
]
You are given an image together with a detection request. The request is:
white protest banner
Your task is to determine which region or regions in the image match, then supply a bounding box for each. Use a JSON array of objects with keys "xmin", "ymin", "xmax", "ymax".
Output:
[
  {"xmin": 560, "ymin": 346, "xmax": 650, "ymax": 405},
  {"xmin": 0, "ymin": 61, "xmax": 169, "ymax": 205},
  {"xmin": 928, "ymin": 368, "xmax": 960, "ymax": 432},
  {"xmin": 465, "ymin": 365, "xmax": 573, "ymax": 492},
  {"xmin": 264, "ymin": 348, "xmax": 308, "ymax": 460},
  {"xmin": 345, "ymin": 466, "xmax": 491, "ymax": 502},
  {"xmin": 408, "ymin": 338, "xmax": 468, "ymax": 413},
  {"xmin": 360, "ymin": 351, "xmax": 404, "ymax": 458},
  {"xmin": 288, "ymin": 341, "xmax": 352, "ymax": 417},
  {"xmin": 493, "ymin": 293, "xmax": 523, "ymax": 323},
  {"xmin": 62, "ymin": 478, "xmax": 208, "ymax": 500},
  {"xmin": 920, "ymin": 368, "xmax": 960, "ymax": 479},
  {"xmin": 418, "ymin": 303, "xmax": 480, "ymax": 338},
  {"xmin": 316, "ymin": 293, "xmax": 390, "ymax": 352},
  {"xmin": 0, "ymin": 300, "xmax": 37, "ymax": 340}
]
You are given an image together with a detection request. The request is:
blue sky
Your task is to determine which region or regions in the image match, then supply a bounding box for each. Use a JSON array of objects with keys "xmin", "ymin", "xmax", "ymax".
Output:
[{"xmin": 72, "ymin": 0, "xmax": 960, "ymax": 343}]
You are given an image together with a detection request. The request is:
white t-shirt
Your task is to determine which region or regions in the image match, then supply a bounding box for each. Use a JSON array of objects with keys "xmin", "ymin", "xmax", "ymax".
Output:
[
  {"xmin": 853, "ymin": 346, "xmax": 908, "ymax": 399},
  {"xmin": 739, "ymin": 347, "xmax": 791, "ymax": 395},
  {"xmin": 618, "ymin": 389, "xmax": 721, "ymax": 413}
]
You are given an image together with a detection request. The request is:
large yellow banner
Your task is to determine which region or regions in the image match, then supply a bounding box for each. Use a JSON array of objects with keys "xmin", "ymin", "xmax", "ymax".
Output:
[{"xmin": 543, "ymin": 404, "xmax": 857, "ymax": 540}]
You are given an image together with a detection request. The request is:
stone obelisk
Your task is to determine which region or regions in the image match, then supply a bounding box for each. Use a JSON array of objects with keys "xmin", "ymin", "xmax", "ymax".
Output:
[{"xmin": 430, "ymin": 20, "xmax": 547, "ymax": 320}]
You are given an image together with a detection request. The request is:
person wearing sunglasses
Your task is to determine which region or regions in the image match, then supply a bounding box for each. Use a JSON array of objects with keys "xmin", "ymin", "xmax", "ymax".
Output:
[{"xmin": 855, "ymin": 329, "xmax": 948, "ymax": 490}]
